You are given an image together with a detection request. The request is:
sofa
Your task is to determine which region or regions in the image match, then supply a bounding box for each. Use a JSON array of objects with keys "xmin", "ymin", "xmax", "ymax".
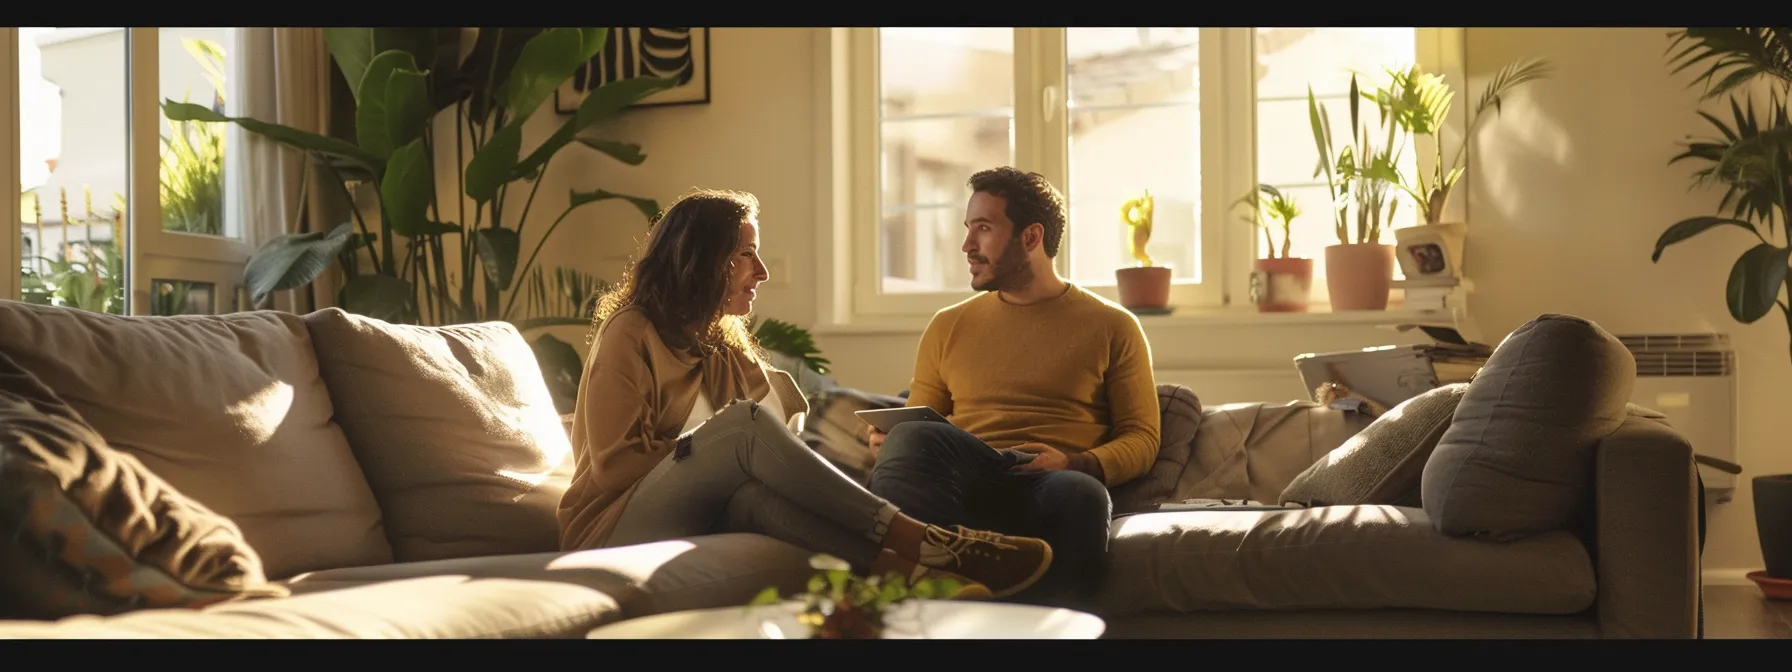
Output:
[{"xmin": 0, "ymin": 300, "xmax": 1699, "ymax": 638}]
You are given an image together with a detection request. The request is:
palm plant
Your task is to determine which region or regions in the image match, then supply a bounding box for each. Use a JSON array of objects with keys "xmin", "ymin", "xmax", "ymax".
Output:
[
  {"xmin": 1308, "ymin": 76, "xmax": 1401, "ymax": 246},
  {"xmin": 1236, "ymin": 183, "xmax": 1302, "ymax": 258},
  {"xmin": 1651, "ymin": 28, "xmax": 1792, "ymax": 361},
  {"xmin": 1360, "ymin": 58, "xmax": 1554, "ymax": 226}
]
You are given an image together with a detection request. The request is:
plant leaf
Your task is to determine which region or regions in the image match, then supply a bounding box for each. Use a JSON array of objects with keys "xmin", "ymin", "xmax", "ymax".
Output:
[
  {"xmin": 380, "ymin": 139, "xmax": 435, "ymax": 237},
  {"xmin": 339, "ymin": 274, "xmax": 413, "ymax": 323},
  {"xmin": 464, "ymin": 123, "xmax": 524, "ymax": 204},
  {"xmin": 162, "ymin": 100, "xmax": 382, "ymax": 172},
  {"xmin": 323, "ymin": 28, "xmax": 376, "ymax": 100},
  {"xmin": 1652, "ymin": 216, "xmax": 1760, "ymax": 262},
  {"xmin": 570, "ymin": 188, "xmax": 662, "ymax": 221},
  {"xmin": 510, "ymin": 76, "xmax": 681, "ymax": 183},
  {"xmin": 242, "ymin": 221, "xmax": 358, "ymax": 306},
  {"xmin": 577, "ymin": 138, "xmax": 647, "ymax": 165},
  {"xmin": 1726, "ymin": 243, "xmax": 1791, "ymax": 323},
  {"xmin": 499, "ymin": 28, "xmax": 587, "ymax": 124},
  {"xmin": 474, "ymin": 227, "xmax": 521, "ymax": 291}
]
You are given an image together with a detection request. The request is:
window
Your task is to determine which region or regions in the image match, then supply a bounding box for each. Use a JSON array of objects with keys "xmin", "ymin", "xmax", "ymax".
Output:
[
  {"xmin": 9, "ymin": 27, "xmax": 253, "ymax": 316},
  {"xmin": 830, "ymin": 27, "xmax": 1448, "ymax": 322}
]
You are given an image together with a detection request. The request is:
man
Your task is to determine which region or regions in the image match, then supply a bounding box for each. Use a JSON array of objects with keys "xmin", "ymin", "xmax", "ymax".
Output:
[{"xmin": 866, "ymin": 166, "xmax": 1161, "ymax": 604}]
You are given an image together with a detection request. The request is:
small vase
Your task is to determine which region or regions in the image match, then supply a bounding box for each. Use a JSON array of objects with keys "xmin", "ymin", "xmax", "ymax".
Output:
[
  {"xmin": 1755, "ymin": 474, "xmax": 1792, "ymax": 581},
  {"xmin": 1251, "ymin": 257, "xmax": 1313, "ymax": 313}
]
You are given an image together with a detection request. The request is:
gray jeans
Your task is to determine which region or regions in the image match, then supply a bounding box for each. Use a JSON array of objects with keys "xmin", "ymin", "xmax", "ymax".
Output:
[{"xmin": 604, "ymin": 399, "xmax": 898, "ymax": 568}]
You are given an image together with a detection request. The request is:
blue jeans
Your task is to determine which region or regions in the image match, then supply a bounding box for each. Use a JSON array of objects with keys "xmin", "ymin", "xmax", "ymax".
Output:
[{"xmin": 866, "ymin": 421, "xmax": 1113, "ymax": 605}]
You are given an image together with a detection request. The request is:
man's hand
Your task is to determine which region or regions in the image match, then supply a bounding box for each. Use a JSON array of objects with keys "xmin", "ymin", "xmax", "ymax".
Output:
[
  {"xmin": 868, "ymin": 426, "xmax": 886, "ymax": 458},
  {"xmin": 1009, "ymin": 442, "xmax": 1069, "ymax": 472}
]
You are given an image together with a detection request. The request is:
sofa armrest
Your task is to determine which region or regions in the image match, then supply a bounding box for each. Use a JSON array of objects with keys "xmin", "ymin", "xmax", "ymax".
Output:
[{"xmin": 1593, "ymin": 414, "xmax": 1699, "ymax": 639}]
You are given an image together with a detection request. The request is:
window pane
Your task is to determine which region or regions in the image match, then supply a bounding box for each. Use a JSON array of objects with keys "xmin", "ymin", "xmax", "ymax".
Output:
[
  {"xmin": 158, "ymin": 28, "xmax": 238, "ymax": 240},
  {"xmin": 880, "ymin": 206, "xmax": 971, "ymax": 294},
  {"xmin": 19, "ymin": 27, "xmax": 128, "ymax": 315},
  {"xmin": 878, "ymin": 28, "xmax": 1014, "ymax": 295},
  {"xmin": 1254, "ymin": 28, "xmax": 1417, "ymax": 297},
  {"xmin": 1065, "ymin": 28, "xmax": 1200, "ymax": 286},
  {"xmin": 1255, "ymin": 28, "xmax": 1418, "ymax": 100}
]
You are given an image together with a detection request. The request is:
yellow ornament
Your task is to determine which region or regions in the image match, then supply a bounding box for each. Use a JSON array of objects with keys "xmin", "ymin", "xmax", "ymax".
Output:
[{"xmin": 1119, "ymin": 190, "xmax": 1155, "ymax": 267}]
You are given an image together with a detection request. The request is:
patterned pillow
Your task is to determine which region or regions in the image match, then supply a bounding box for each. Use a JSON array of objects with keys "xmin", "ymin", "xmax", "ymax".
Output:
[{"xmin": 0, "ymin": 353, "xmax": 287, "ymax": 620}]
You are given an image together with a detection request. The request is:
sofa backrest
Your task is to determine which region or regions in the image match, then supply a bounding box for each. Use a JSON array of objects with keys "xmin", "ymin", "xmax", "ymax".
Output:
[{"xmin": 0, "ymin": 300, "xmax": 393, "ymax": 580}]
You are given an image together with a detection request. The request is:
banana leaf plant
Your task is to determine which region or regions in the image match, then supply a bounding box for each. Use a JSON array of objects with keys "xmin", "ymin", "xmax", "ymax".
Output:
[
  {"xmin": 161, "ymin": 27, "xmax": 680, "ymax": 411},
  {"xmin": 1358, "ymin": 58, "xmax": 1553, "ymax": 226},
  {"xmin": 1652, "ymin": 28, "xmax": 1792, "ymax": 362}
]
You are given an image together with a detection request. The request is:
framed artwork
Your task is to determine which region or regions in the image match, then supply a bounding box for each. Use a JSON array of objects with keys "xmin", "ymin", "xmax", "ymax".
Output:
[{"xmin": 556, "ymin": 27, "xmax": 711, "ymax": 113}]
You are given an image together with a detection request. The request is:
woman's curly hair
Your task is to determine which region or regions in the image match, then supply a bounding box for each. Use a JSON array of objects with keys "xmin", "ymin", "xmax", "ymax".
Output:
[{"xmin": 589, "ymin": 188, "xmax": 762, "ymax": 361}]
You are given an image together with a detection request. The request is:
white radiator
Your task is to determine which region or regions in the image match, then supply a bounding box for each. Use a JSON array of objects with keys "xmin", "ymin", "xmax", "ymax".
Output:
[{"xmin": 1616, "ymin": 333, "xmax": 1739, "ymax": 489}]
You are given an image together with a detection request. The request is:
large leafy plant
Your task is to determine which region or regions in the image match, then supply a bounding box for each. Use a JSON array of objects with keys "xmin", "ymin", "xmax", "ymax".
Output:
[
  {"xmin": 1308, "ymin": 76, "xmax": 1401, "ymax": 246},
  {"xmin": 1651, "ymin": 28, "xmax": 1792, "ymax": 361},
  {"xmin": 162, "ymin": 28, "xmax": 680, "ymax": 411}
]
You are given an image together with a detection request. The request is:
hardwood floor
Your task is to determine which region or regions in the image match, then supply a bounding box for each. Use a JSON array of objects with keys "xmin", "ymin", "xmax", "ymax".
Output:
[{"xmin": 1704, "ymin": 584, "xmax": 1792, "ymax": 639}]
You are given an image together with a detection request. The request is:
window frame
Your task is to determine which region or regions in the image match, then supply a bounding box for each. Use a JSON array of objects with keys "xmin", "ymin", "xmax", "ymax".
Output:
[
  {"xmin": 4, "ymin": 27, "xmax": 253, "ymax": 313},
  {"xmin": 816, "ymin": 27, "xmax": 1467, "ymax": 329}
]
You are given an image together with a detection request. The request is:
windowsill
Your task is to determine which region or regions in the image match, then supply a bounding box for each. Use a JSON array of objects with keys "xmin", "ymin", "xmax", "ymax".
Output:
[{"xmin": 812, "ymin": 301, "xmax": 1457, "ymax": 336}]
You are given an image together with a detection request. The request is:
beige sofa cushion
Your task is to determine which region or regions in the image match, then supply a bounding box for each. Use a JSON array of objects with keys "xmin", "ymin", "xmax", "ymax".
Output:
[
  {"xmin": 0, "ymin": 354, "xmax": 288, "ymax": 619},
  {"xmin": 1422, "ymin": 314, "xmax": 1634, "ymax": 540},
  {"xmin": 279, "ymin": 533, "xmax": 816, "ymax": 621},
  {"xmin": 0, "ymin": 576, "xmax": 619, "ymax": 639},
  {"xmin": 301, "ymin": 309, "xmax": 574, "ymax": 563},
  {"xmin": 1094, "ymin": 506, "xmax": 1595, "ymax": 615},
  {"xmin": 1169, "ymin": 401, "xmax": 1374, "ymax": 504},
  {"xmin": 1279, "ymin": 383, "xmax": 1469, "ymax": 507},
  {"xmin": 0, "ymin": 301, "xmax": 392, "ymax": 579}
]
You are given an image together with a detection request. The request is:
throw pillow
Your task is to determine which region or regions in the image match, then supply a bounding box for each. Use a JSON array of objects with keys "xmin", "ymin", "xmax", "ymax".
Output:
[
  {"xmin": 1421, "ymin": 314, "xmax": 1634, "ymax": 540},
  {"xmin": 301, "ymin": 308, "xmax": 573, "ymax": 562},
  {"xmin": 1279, "ymin": 383, "xmax": 1470, "ymax": 508},
  {"xmin": 0, "ymin": 354, "xmax": 287, "ymax": 620}
]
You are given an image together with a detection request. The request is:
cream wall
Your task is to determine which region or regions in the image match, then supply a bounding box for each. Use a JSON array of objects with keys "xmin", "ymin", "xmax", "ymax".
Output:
[{"xmin": 526, "ymin": 27, "xmax": 1781, "ymax": 581}]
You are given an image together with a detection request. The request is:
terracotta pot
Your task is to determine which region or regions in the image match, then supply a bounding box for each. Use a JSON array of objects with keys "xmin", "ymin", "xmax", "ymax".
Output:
[
  {"xmin": 1251, "ymin": 257, "xmax": 1313, "ymax": 313},
  {"xmin": 1324, "ymin": 243, "xmax": 1395, "ymax": 311},
  {"xmin": 1115, "ymin": 266, "xmax": 1171, "ymax": 309}
]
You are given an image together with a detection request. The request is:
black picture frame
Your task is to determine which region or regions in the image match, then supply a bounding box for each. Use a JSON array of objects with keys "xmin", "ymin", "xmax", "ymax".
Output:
[{"xmin": 555, "ymin": 27, "xmax": 711, "ymax": 114}]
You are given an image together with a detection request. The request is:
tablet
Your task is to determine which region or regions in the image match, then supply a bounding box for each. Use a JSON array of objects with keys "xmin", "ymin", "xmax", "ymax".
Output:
[{"xmin": 853, "ymin": 406, "xmax": 951, "ymax": 434}]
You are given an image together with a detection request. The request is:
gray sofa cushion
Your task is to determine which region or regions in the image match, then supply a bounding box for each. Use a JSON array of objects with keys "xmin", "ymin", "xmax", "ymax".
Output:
[
  {"xmin": 1094, "ymin": 506, "xmax": 1596, "ymax": 615},
  {"xmin": 1279, "ymin": 383, "xmax": 1469, "ymax": 508},
  {"xmin": 1110, "ymin": 384, "xmax": 1202, "ymax": 514},
  {"xmin": 1422, "ymin": 314, "xmax": 1635, "ymax": 540}
]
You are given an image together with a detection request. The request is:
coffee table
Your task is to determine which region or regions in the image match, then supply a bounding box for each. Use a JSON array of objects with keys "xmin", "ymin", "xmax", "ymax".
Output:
[{"xmin": 586, "ymin": 599, "xmax": 1105, "ymax": 639}]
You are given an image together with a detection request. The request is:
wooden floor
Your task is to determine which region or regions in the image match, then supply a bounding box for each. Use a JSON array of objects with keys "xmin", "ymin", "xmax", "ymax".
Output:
[{"xmin": 1705, "ymin": 584, "xmax": 1792, "ymax": 639}]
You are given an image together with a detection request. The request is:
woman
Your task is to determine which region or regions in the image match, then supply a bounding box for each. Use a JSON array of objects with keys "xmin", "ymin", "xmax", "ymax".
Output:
[{"xmin": 556, "ymin": 188, "xmax": 1053, "ymax": 599}]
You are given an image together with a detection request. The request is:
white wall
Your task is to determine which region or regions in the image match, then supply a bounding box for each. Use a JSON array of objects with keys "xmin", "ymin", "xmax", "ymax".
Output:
[{"xmin": 528, "ymin": 27, "xmax": 1783, "ymax": 580}]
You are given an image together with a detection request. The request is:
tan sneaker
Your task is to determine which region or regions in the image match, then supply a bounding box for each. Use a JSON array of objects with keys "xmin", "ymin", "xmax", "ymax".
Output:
[
  {"xmin": 916, "ymin": 525, "xmax": 1053, "ymax": 598},
  {"xmin": 868, "ymin": 550, "xmax": 993, "ymax": 600}
]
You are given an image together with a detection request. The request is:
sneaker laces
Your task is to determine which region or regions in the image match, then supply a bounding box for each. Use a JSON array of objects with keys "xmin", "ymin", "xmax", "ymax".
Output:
[{"xmin": 920, "ymin": 525, "xmax": 1017, "ymax": 568}]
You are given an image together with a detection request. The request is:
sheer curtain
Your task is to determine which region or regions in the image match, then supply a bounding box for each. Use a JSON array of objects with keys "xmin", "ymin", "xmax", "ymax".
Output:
[{"xmin": 229, "ymin": 27, "xmax": 342, "ymax": 313}]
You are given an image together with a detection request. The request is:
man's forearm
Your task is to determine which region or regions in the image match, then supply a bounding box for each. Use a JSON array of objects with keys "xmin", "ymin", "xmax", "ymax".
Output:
[{"xmin": 1065, "ymin": 450, "xmax": 1106, "ymax": 482}]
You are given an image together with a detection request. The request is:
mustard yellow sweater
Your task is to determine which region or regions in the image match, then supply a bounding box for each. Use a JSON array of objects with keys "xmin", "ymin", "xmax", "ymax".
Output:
[{"xmin": 906, "ymin": 283, "xmax": 1161, "ymax": 486}]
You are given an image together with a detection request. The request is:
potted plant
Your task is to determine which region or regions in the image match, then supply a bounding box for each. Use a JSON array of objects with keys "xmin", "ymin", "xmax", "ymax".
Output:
[
  {"xmin": 1650, "ymin": 27, "xmax": 1792, "ymax": 598},
  {"xmin": 746, "ymin": 554, "xmax": 968, "ymax": 639},
  {"xmin": 162, "ymin": 27, "xmax": 681, "ymax": 413},
  {"xmin": 1362, "ymin": 59, "xmax": 1553, "ymax": 285},
  {"xmin": 1115, "ymin": 189, "xmax": 1170, "ymax": 311},
  {"xmin": 1308, "ymin": 77, "xmax": 1400, "ymax": 310},
  {"xmin": 1236, "ymin": 183, "xmax": 1312, "ymax": 312}
]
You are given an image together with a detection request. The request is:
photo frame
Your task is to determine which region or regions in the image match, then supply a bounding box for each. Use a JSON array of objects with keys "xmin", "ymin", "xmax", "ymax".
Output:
[{"xmin": 555, "ymin": 27, "xmax": 711, "ymax": 114}]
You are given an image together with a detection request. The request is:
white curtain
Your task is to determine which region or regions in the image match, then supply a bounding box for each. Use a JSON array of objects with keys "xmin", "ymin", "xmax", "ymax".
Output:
[{"xmin": 230, "ymin": 27, "xmax": 341, "ymax": 314}]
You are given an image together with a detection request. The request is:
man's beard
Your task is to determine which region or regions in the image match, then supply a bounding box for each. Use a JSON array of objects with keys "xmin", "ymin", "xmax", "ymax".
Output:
[{"xmin": 970, "ymin": 236, "xmax": 1032, "ymax": 292}]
